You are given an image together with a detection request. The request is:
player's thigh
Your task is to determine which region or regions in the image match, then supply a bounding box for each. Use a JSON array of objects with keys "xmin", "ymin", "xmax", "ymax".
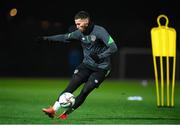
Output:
[
  {"xmin": 62, "ymin": 64, "xmax": 91, "ymax": 93},
  {"xmin": 88, "ymin": 70, "xmax": 108, "ymax": 88},
  {"xmin": 72, "ymin": 63, "xmax": 91, "ymax": 83}
]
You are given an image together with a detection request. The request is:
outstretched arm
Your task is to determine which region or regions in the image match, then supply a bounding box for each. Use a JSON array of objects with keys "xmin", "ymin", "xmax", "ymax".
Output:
[
  {"xmin": 43, "ymin": 34, "xmax": 68, "ymax": 42},
  {"xmin": 43, "ymin": 30, "xmax": 81, "ymax": 43}
]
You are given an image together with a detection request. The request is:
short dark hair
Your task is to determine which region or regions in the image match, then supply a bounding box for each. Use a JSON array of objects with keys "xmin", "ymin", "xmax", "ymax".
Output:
[{"xmin": 74, "ymin": 11, "xmax": 90, "ymax": 20}]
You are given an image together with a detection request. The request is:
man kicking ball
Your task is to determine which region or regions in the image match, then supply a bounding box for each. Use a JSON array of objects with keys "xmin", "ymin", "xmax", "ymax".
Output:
[{"xmin": 41, "ymin": 10, "xmax": 118, "ymax": 120}]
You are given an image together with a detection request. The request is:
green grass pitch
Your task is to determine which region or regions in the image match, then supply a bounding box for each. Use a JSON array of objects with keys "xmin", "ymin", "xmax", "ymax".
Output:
[{"xmin": 0, "ymin": 78, "xmax": 180, "ymax": 124}]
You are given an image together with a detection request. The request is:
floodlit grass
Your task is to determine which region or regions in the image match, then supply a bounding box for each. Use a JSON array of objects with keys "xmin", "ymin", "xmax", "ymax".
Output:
[{"xmin": 0, "ymin": 78, "xmax": 180, "ymax": 124}]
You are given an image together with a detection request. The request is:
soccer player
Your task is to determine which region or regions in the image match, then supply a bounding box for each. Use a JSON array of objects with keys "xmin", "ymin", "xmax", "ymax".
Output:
[{"xmin": 41, "ymin": 10, "xmax": 118, "ymax": 120}]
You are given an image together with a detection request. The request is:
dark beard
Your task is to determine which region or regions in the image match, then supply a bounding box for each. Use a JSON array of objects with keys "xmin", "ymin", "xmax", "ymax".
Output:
[{"xmin": 83, "ymin": 22, "xmax": 94, "ymax": 35}]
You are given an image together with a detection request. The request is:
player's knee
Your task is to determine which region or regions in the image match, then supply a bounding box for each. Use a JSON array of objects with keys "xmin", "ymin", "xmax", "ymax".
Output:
[
  {"xmin": 90, "ymin": 78, "xmax": 102, "ymax": 88},
  {"xmin": 72, "ymin": 73, "xmax": 82, "ymax": 83}
]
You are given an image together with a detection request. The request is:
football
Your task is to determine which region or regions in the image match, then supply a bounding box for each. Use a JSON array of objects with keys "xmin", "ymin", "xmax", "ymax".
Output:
[{"xmin": 59, "ymin": 92, "xmax": 75, "ymax": 108}]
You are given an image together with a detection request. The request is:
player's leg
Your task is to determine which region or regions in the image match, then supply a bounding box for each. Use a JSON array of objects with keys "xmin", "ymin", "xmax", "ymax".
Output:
[
  {"xmin": 58, "ymin": 80, "xmax": 97, "ymax": 120},
  {"xmin": 57, "ymin": 63, "xmax": 91, "ymax": 99},
  {"xmin": 73, "ymin": 69, "xmax": 108, "ymax": 110},
  {"xmin": 51, "ymin": 72, "xmax": 86, "ymax": 114},
  {"xmin": 59, "ymin": 69, "xmax": 108, "ymax": 119},
  {"xmin": 42, "ymin": 63, "xmax": 91, "ymax": 118}
]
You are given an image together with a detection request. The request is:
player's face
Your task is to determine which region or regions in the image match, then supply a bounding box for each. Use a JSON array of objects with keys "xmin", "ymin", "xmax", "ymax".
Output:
[{"xmin": 75, "ymin": 18, "xmax": 89, "ymax": 32}]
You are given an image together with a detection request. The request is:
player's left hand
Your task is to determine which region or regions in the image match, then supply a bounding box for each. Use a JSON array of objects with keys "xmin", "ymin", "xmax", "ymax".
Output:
[{"xmin": 90, "ymin": 52, "xmax": 100, "ymax": 63}]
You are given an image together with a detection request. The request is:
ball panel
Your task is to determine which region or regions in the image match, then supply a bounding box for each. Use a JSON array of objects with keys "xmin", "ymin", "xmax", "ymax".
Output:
[{"xmin": 59, "ymin": 92, "xmax": 75, "ymax": 108}]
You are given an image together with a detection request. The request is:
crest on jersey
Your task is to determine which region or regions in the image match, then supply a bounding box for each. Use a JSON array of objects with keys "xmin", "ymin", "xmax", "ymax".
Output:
[{"xmin": 90, "ymin": 35, "xmax": 96, "ymax": 42}]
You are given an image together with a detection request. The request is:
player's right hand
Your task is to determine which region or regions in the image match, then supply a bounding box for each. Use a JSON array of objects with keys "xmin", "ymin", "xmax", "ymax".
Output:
[
  {"xmin": 36, "ymin": 36, "xmax": 47, "ymax": 41},
  {"xmin": 33, "ymin": 36, "xmax": 49, "ymax": 47},
  {"xmin": 34, "ymin": 36, "xmax": 58, "ymax": 47}
]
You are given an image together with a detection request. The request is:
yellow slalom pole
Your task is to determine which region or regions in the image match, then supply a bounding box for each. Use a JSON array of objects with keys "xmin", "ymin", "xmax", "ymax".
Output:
[
  {"xmin": 153, "ymin": 56, "xmax": 160, "ymax": 106},
  {"xmin": 171, "ymin": 57, "xmax": 176, "ymax": 107},
  {"xmin": 166, "ymin": 56, "xmax": 170, "ymax": 106},
  {"xmin": 160, "ymin": 56, "xmax": 164, "ymax": 106}
]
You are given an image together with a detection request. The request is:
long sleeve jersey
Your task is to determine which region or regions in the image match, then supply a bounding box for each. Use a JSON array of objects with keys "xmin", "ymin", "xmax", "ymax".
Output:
[{"xmin": 44, "ymin": 25, "xmax": 118, "ymax": 71}]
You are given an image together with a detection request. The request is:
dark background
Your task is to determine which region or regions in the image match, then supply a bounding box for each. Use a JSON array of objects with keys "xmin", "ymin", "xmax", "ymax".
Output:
[{"xmin": 0, "ymin": 0, "xmax": 179, "ymax": 80}]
